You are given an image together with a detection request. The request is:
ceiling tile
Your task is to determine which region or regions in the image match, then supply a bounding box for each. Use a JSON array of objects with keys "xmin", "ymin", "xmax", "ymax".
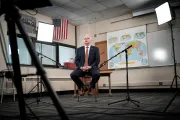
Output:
[
  {"xmin": 121, "ymin": 0, "xmax": 149, "ymax": 4},
  {"xmin": 125, "ymin": 1, "xmax": 150, "ymax": 10},
  {"xmin": 67, "ymin": 13, "xmax": 81, "ymax": 19},
  {"xmin": 73, "ymin": 8, "xmax": 93, "ymax": 16},
  {"xmin": 83, "ymin": 12, "xmax": 103, "ymax": 21},
  {"xmin": 70, "ymin": 16, "xmax": 86, "ymax": 22},
  {"xmin": 99, "ymin": 4, "xmax": 130, "ymax": 15},
  {"xmin": 100, "ymin": 0, "xmax": 123, "ymax": 7},
  {"xmin": 86, "ymin": 3, "xmax": 107, "ymax": 12},
  {"xmin": 88, "ymin": 17, "xmax": 104, "ymax": 24},
  {"xmin": 37, "ymin": 6, "xmax": 60, "ymax": 13},
  {"xmin": 63, "ymin": 2, "xmax": 83, "ymax": 11},
  {"xmin": 69, "ymin": 20, "xmax": 87, "ymax": 25},
  {"xmin": 96, "ymin": 0, "xmax": 107, "ymax": 2},
  {"xmin": 74, "ymin": 0, "xmax": 97, "ymax": 7},
  {"xmin": 51, "ymin": 0, "xmax": 72, "ymax": 6}
]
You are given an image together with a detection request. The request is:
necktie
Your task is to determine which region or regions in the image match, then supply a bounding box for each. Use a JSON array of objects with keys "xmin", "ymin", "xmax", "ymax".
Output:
[{"xmin": 84, "ymin": 47, "xmax": 89, "ymax": 66}]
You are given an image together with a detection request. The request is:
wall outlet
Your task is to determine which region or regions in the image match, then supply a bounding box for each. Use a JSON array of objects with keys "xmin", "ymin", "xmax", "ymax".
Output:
[{"xmin": 159, "ymin": 82, "xmax": 163, "ymax": 86}]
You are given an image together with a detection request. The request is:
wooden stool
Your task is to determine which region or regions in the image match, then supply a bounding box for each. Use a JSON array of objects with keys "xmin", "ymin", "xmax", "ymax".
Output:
[{"xmin": 77, "ymin": 74, "xmax": 99, "ymax": 102}]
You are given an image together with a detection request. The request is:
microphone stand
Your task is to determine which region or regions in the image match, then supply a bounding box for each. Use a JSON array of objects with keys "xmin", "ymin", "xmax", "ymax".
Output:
[
  {"xmin": 99, "ymin": 45, "xmax": 140, "ymax": 107},
  {"xmin": 27, "ymin": 51, "xmax": 62, "ymax": 105}
]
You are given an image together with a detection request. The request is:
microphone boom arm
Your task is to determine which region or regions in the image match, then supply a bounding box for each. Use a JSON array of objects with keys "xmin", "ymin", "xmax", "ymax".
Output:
[
  {"xmin": 99, "ymin": 45, "xmax": 132, "ymax": 69},
  {"xmin": 36, "ymin": 51, "xmax": 62, "ymax": 67}
]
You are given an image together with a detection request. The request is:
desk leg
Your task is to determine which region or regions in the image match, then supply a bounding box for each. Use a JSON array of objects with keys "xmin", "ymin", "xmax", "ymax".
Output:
[
  {"xmin": 73, "ymin": 83, "xmax": 77, "ymax": 98},
  {"xmin": 108, "ymin": 75, "xmax": 112, "ymax": 97}
]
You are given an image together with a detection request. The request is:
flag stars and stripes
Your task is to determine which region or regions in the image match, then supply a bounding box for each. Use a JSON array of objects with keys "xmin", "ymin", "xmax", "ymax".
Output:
[{"xmin": 53, "ymin": 19, "xmax": 68, "ymax": 40}]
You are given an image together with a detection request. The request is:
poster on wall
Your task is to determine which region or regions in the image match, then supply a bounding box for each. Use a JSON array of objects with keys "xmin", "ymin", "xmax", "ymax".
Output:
[
  {"xmin": 20, "ymin": 13, "xmax": 36, "ymax": 34},
  {"xmin": 107, "ymin": 25, "xmax": 148, "ymax": 69}
]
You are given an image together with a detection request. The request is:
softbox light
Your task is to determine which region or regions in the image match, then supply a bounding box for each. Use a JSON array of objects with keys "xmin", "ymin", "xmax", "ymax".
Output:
[
  {"xmin": 155, "ymin": 2, "xmax": 172, "ymax": 25},
  {"xmin": 37, "ymin": 22, "xmax": 54, "ymax": 42}
]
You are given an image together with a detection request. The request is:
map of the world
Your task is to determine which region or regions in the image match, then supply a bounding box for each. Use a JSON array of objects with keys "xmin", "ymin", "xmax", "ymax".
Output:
[{"xmin": 107, "ymin": 25, "xmax": 148, "ymax": 69}]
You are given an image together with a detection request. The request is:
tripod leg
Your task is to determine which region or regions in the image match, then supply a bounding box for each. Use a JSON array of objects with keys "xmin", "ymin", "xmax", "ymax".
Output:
[
  {"xmin": 5, "ymin": 15, "xmax": 27, "ymax": 119},
  {"xmin": 28, "ymin": 83, "xmax": 38, "ymax": 94},
  {"xmin": 131, "ymin": 99, "xmax": 140, "ymax": 103},
  {"xmin": 25, "ymin": 103, "xmax": 39, "ymax": 120},
  {"xmin": 14, "ymin": 8, "xmax": 69, "ymax": 120},
  {"xmin": 130, "ymin": 100, "xmax": 140, "ymax": 107},
  {"xmin": 169, "ymin": 76, "xmax": 175, "ymax": 91},
  {"xmin": 163, "ymin": 89, "xmax": 179, "ymax": 112},
  {"xmin": 108, "ymin": 99, "xmax": 127, "ymax": 105}
]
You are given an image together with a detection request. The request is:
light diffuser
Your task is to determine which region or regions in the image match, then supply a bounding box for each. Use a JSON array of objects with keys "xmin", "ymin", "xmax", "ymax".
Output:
[{"xmin": 155, "ymin": 2, "xmax": 172, "ymax": 25}]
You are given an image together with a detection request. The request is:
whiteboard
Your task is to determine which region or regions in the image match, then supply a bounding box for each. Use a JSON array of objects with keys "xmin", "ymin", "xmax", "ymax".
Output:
[{"xmin": 147, "ymin": 27, "xmax": 180, "ymax": 67}]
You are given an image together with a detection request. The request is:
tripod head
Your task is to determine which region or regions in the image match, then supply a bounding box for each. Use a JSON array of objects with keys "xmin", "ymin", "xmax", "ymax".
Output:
[{"xmin": 0, "ymin": 0, "xmax": 52, "ymax": 16}]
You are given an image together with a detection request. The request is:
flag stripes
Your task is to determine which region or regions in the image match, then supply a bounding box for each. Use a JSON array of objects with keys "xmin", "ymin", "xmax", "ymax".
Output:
[{"xmin": 53, "ymin": 19, "xmax": 68, "ymax": 40}]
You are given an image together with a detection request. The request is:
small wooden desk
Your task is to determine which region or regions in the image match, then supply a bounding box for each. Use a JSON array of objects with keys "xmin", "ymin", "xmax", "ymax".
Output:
[
  {"xmin": 73, "ymin": 70, "xmax": 113, "ymax": 97},
  {"xmin": 100, "ymin": 71, "xmax": 113, "ymax": 96}
]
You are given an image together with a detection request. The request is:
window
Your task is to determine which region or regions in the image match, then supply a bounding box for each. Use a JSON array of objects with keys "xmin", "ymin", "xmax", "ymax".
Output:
[
  {"xmin": 59, "ymin": 46, "xmax": 75, "ymax": 65},
  {"xmin": 36, "ymin": 42, "xmax": 56, "ymax": 66},
  {"xmin": 6, "ymin": 36, "xmax": 32, "ymax": 65},
  {"xmin": 6, "ymin": 35, "xmax": 76, "ymax": 67}
]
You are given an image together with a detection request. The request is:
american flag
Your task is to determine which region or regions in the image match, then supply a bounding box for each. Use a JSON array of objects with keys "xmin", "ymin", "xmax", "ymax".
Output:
[{"xmin": 53, "ymin": 19, "xmax": 68, "ymax": 40}]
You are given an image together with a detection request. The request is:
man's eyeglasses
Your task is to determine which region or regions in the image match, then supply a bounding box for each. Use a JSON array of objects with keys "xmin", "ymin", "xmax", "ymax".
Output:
[{"xmin": 84, "ymin": 37, "xmax": 90, "ymax": 40}]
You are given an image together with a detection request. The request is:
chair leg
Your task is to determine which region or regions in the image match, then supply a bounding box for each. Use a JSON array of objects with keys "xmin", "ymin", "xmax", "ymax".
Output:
[
  {"xmin": 73, "ymin": 84, "xmax": 77, "ymax": 98},
  {"xmin": 78, "ymin": 95, "xmax": 80, "ymax": 102},
  {"xmin": 95, "ymin": 83, "xmax": 99, "ymax": 98}
]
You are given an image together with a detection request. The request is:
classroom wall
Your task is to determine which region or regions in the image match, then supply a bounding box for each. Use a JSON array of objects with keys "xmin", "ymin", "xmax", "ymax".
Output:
[
  {"xmin": 77, "ymin": 8, "xmax": 180, "ymax": 89},
  {"xmin": 1, "ymin": 8, "xmax": 180, "ymax": 95},
  {"xmin": 0, "ymin": 10, "xmax": 75, "ymax": 94}
]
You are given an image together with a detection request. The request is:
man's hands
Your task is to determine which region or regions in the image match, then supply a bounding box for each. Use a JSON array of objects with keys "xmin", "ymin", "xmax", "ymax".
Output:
[{"xmin": 80, "ymin": 66, "xmax": 92, "ymax": 71}]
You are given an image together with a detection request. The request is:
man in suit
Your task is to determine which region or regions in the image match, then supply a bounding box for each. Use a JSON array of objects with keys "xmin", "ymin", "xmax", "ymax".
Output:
[{"xmin": 70, "ymin": 34, "xmax": 100, "ymax": 95}]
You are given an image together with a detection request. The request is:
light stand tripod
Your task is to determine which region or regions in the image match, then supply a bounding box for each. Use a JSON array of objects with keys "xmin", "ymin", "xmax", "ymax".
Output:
[
  {"xmin": 163, "ymin": 22, "xmax": 180, "ymax": 112},
  {"xmin": 108, "ymin": 48, "xmax": 139, "ymax": 107},
  {"xmin": 27, "ymin": 52, "xmax": 49, "ymax": 105},
  {"xmin": 1, "ymin": 1, "xmax": 69, "ymax": 120},
  {"xmin": 169, "ymin": 21, "xmax": 180, "ymax": 91},
  {"xmin": 27, "ymin": 50, "xmax": 62, "ymax": 105}
]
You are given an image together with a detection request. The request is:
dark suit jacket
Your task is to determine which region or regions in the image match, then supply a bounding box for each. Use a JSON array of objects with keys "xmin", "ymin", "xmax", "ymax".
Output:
[{"xmin": 75, "ymin": 46, "xmax": 100, "ymax": 69}]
